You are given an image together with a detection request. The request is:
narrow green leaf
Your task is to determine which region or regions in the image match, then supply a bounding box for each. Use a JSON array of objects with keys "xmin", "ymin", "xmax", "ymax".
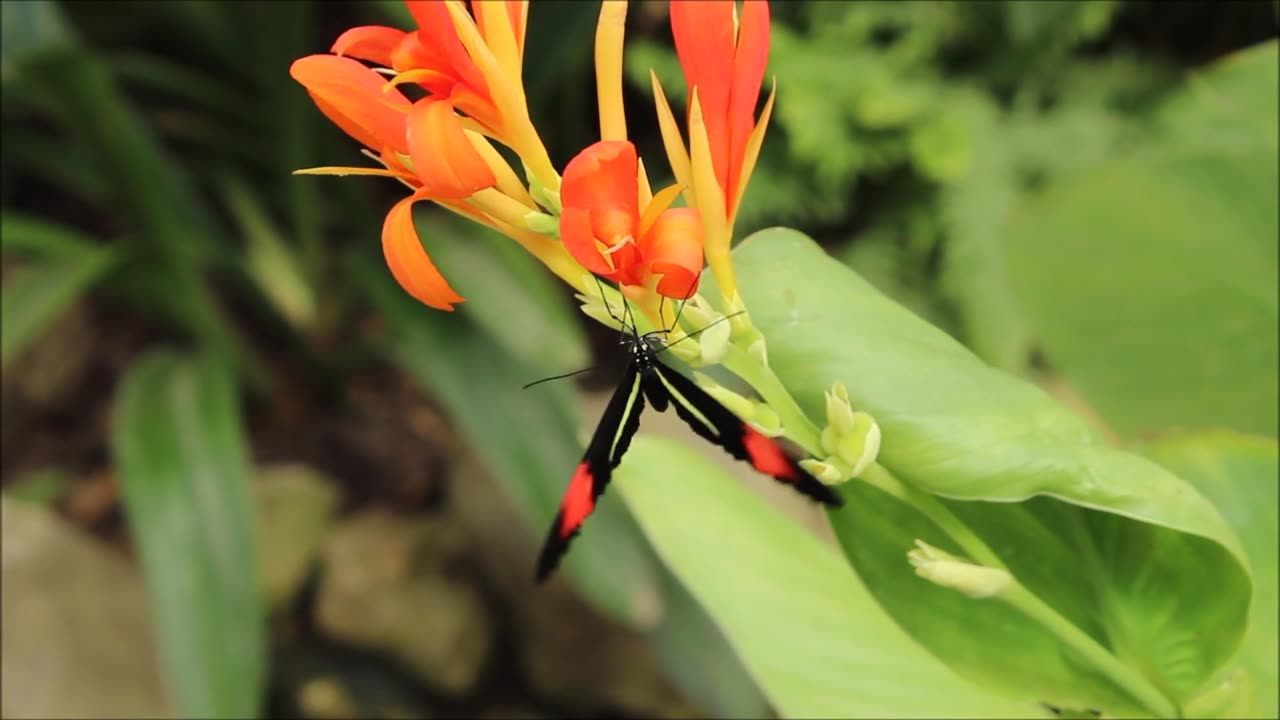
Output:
[
  {"xmin": 729, "ymin": 228, "xmax": 1253, "ymax": 714},
  {"xmin": 1141, "ymin": 431, "xmax": 1279, "ymax": 719},
  {"xmin": 1, "ymin": 246, "xmax": 115, "ymax": 369},
  {"xmin": 18, "ymin": 48, "xmax": 252, "ymax": 375},
  {"xmin": 111, "ymin": 351, "xmax": 265, "ymax": 718},
  {"xmin": 617, "ymin": 435, "xmax": 1036, "ymax": 719},
  {"xmin": 356, "ymin": 258, "xmax": 663, "ymax": 628},
  {"xmin": 0, "ymin": 213, "xmax": 102, "ymax": 262}
]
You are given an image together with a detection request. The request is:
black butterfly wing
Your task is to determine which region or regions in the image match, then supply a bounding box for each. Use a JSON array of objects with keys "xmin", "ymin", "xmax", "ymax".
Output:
[
  {"xmin": 535, "ymin": 362, "xmax": 646, "ymax": 582},
  {"xmin": 650, "ymin": 358, "xmax": 842, "ymax": 507}
]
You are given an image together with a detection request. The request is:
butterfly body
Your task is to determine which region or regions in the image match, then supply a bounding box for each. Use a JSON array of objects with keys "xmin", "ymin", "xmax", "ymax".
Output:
[{"xmin": 535, "ymin": 326, "xmax": 842, "ymax": 582}]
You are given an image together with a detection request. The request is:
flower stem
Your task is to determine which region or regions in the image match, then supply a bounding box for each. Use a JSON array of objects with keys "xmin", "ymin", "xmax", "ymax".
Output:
[
  {"xmin": 719, "ymin": 344, "xmax": 822, "ymax": 454},
  {"xmin": 861, "ymin": 462, "xmax": 1179, "ymax": 719}
]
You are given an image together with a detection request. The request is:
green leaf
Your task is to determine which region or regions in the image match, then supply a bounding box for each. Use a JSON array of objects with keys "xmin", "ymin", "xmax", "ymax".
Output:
[
  {"xmin": 616, "ymin": 435, "xmax": 1036, "ymax": 718},
  {"xmin": 1004, "ymin": 145, "xmax": 1278, "ymax": 438},
  {"xmin": 0, "ymin": 213, "xmax": 102, "ymax": 262},
  {"xmin": 111, "ymin": 351, "xmax": 265, "ymax": 718},
  {"xmin": 730, "ymin": 228, "xmax": 1253, "ymax": 714},
  {"xmin": 1140, "ymin": 431, "xmax": 1279, "ymax": 719},
  {"xmin": 355, "ymin": 257, "xmax": 663, "ymax": 628},
  {"xmin": 414, "ymin": 208, "xmax": 588, "ymax": 373},
  {"xmin": 1156, "ymin": 40, "xmax": 1278, "ymax": 152},
  {"xmin": 646, "ymin": 566, "xmax": 770, "ymax": 718},
  {"xmin": 1, "ymin": 245, "xmax": 115, "ymax": 369},
  {"xmin": 0, "ymin": 0, "xmax": 75, "ymax": 81},
  {"xmin": 832, "ymin": 485, "xmax": 1249, "ymax": 714}
]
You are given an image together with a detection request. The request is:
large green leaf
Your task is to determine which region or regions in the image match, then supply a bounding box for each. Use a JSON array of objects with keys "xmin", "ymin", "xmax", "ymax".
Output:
[
  {"xmin": 111, "ymin": 351, "xmax": 265, "ymax": 718},
  {"xmin": 1141, "ymin": 431, "xmax": 1279, "ymax": 718},
  {"xmin": 616, "ymin": 435, "xmax": 1036, "ymax": 719},
  {"xmin": 728, "ymin": 228, "xmax": 1252, "ymax": 715},
  {"xmin": 1003, "ymin": 41, "xmax": 1279, "ymax": 440},
  {"xmin": 1004, "ymin": 145, "xmax": 1278, "ymax": 439},
  {"xmin": 1155, "ymin": 40, "xmax": 1278, "ymax": 152},
  {"xmin": 1, "ymin": 235, "xmax": 115, "ymax": 370},
  {"xmin": 646, "ymin": 564, "xmax": 771, "ymax": 718},
  {"xmin": 356, "ymin": 257, "xmax": 663, "ymax": 628}
]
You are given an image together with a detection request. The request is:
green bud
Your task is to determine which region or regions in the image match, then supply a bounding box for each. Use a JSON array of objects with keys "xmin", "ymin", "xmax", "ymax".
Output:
[
  {"xmin": 907, "ymin": 540, "xmax": 1011, "ymax": 599},
  {"xmin": 825, "ymin": 383, "xmax": 856, "ymax": 435},
  {"xmin": 723, "ymin": 291, "xmax": 752, "ymax": 335},
  {"xmin": 664, "ymin": 331, "xmax": 702, "ymax": 364},
  {"xmin": 820, "ymin": 424, "xmax": 840, "ymax": 456},
  {"xmin": 693, "ymin": 372, "xmax": 756, "ymax": 420},
  {"xmin": 834, "ymin": 411, "xmax": 881, "ymax": 478},
  {"xmin": 745, "ymin": 333, "xmax": 769, "ymax": 367},
  {"xmin": 697, "ymin": 313, "xmax": 731, "ymax": 365},
  {"xmin": 750, "ymin": 403, "xmax": 784, "ymax": 437},
  {"xmin": 522, "ymin": 210, "xmax": 559, "ymax": 237},
  {"xmin": 525, "ymin": 161, "xmax": 562, "ymax": 214},
  {"xmin": 799, "ymin": 457, "xmax": 847, "ymax": 485},
  {"xmin": 676, "ymin": 294, "xmax": 715, "ymax": 332}
]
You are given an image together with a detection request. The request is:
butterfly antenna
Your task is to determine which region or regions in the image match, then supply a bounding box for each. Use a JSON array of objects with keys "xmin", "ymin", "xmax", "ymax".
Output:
[
  {"xmin": 656, "ymin": 311, "xmax": 746, "ymax": 357},
  {"xmin": 521, "ymin": 365, "xmax": 598, "ymax": 390}
]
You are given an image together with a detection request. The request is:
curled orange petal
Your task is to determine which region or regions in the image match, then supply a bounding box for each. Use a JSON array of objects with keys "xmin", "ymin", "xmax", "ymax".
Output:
[
  {"xmin": 382, "ymin": 193, "xmax": 465, "ymax": 311},
  {"xmin": 290, "ymin": 55, "xmax": 411, "ymax": 154},
  {"xmin": 332, "ymin": 25, "xmax": 407, "ymax": 67},
  {"xmin": 407, "ymin": 98, "xmax": 496, "ymax": 199},
  {"xmin": 561, "ymin": 141, "xmax": 640, "ymax": 230},
  {"xmin": 642, "ymin": 207, "xmax": 703, "ymax": 299},
  {"xmin": 560, "ymin": 207, "xmax": 615, "ymax": 276}
]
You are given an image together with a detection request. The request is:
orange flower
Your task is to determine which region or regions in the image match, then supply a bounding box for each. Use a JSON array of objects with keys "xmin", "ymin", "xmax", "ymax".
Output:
[
  {"xmin": 329, "ymin": 1, "xmax": 558, "ymax": 194},
  {"xmin": 669, "ymin": 0, "xmax": 771, "ymax": 221},
  {"xmin": 648, "ymin": 0, "xmax": 775, "ymax": 304},
  {"xmin": 290, "ymin": 54, "xmax": 497, "ymax": 310},
  {"xmin": 560, "ymin": 141, "xmax": 703, "ymax": 300}
]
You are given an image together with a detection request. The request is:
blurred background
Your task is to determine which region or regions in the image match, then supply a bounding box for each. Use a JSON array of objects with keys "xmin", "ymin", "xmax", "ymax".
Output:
[{"xmin": 1, "ymin": 1, "xmax": 1275, "ymax": 718}]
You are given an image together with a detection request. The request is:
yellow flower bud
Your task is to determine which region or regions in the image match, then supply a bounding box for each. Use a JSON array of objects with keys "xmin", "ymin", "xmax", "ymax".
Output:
[{"xmin": 907, "ymin": 540, "xmax": 1011, "ymax": 599}]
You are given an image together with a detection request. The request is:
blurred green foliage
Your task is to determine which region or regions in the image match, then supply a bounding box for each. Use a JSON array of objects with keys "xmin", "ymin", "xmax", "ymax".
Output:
[{"xmin": 1, "ymin": 0, "xmax": 1275, "ymax": 717}]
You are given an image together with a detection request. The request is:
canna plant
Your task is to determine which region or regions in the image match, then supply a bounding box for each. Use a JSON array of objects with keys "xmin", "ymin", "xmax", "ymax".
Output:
[{"xmin": 292, "ymin": 1, "xmax": 1262, "ymax": 718}]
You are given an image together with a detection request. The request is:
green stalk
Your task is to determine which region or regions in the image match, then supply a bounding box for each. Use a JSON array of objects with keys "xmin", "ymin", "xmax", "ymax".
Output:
[{"xmin": 719, "ymin": 344, "xmax": 823, "ymax": 454}]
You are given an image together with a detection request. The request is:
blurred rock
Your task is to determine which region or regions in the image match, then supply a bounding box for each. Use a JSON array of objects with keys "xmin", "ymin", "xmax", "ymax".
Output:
[
  {"xmin": 448, "ymin": 455, "xmax": 693, "ymax": 718},
  {"xmin": 273, "ymin": 641, "xmax": 434, "ymax": 720},
  {"xmin": 0, "ymin": 496, "xmax": 173, "ymax": 718},
  {"xmin": 314, "ymin": 510, "xmax": 491, "ymax": 697},
  {"xmin": 254, "ymin": 463, "xmax": 341, "ymax": 611}
]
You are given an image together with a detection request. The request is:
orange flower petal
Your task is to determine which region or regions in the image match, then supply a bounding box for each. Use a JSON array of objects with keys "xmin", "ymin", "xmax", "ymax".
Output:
[
  {"xmin": 727, "ymin": 0, "xmax": 770, "ymax": 204},
  {"xmin": 407, "ymin": 98, "xmax": 496, "ymax": 199},
  {"xmin": 290, "ymin": 55, "xmax": 411, "ymax": 154},
  {"xmin": 642, "ymin": 207, "xmax": 703, "ymax": 299},
  {"xmin": 561, "ymin": 141, "xmax": 640, "ymax": 231},
  {"xmin": 560, "ymin": 207, "xmax": 615, "ymax": 276},
  {"xmin": 382, "ymin": 193, "xmax": 465, "ymax": 311},
  {"xmin": 405, "ymin": 1, "xmax": 491, "ymax": 95},
  {"xmin": 332, "ymin": 25, "xmax": 407, "ymax": 67},
  {"xmin": 670, "ymin": 0, "xmax": 734, "ymax": 192}
]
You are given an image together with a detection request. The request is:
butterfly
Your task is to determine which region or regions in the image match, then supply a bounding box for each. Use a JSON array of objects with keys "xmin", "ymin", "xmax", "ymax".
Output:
[{"xmin": 534, "ymin": 287, "xmax": 842, "ymax": 581}]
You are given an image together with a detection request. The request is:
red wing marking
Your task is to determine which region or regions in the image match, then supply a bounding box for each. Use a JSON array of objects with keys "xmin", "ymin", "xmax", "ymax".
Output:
[
  {"xmin": 742, "ymin": 426, "xmax": 798, "ymax": 480},
  {"xmin": 560, "ymin": 463, "xmax": 596, "ymax": 538}
]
